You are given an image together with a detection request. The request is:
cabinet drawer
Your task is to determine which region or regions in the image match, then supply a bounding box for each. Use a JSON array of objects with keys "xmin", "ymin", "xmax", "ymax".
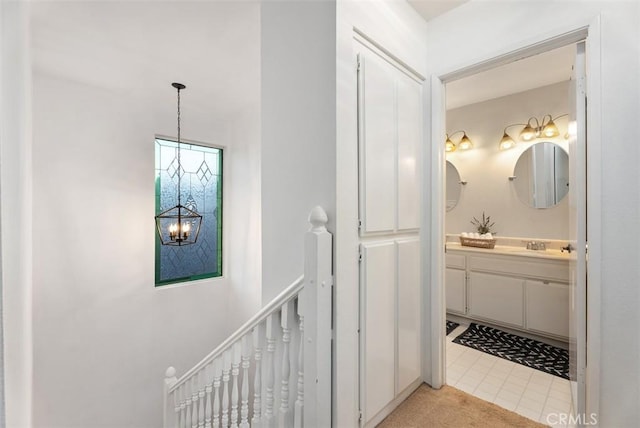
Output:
[
  {"xmin": 469, "ymin": 255, "xmax": 568, "ymax": 282},
  {"xmin": 446, "ymin": 253, "xmax": 466, "ymax": 269}
]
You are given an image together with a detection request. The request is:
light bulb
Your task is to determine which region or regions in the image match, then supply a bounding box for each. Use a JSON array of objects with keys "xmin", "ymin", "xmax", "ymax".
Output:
[{"xmin": 458, "ymin": 133, "xmax": 473, "ymax": 150}]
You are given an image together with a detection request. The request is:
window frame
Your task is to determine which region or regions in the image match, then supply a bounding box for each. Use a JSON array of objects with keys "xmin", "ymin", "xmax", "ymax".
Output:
[{"xmin": 154, "ymin": 135, "xmax": 225, "ymax": 287}]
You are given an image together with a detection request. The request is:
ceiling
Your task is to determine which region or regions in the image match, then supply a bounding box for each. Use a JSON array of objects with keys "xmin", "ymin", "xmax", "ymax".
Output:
[
  {"xmin": 407, "ymin": 0, "xmax": 469, "ymax": 22},
  {"xmin": 30, "ymin": 1, "xmax": 260, "ymax": 121},
  {"xmin": 406, "ymin": 1, "xmax": 574, "ymax": 109},
  {"xmin": 445, "ymin": 44, "xmax": 575, "ymax": 109}
]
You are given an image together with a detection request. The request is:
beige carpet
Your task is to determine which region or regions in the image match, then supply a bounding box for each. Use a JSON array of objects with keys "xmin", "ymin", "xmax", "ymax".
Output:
[{"xmin": 377, "ymin": 384, "xmax": 546, "ymax": 428}]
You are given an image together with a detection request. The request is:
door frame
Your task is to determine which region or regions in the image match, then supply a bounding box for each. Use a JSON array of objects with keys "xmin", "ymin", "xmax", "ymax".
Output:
[{"xmin": 427, "ymin": 17, "xmax": 602, "ymax": 420}]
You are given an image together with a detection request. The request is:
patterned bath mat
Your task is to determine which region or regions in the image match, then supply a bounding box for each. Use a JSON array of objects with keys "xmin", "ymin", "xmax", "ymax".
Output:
[
  {"xmin": 453, "ymin": 322, "xmax": 569, "ymax": 379},
  {"xmin": 446, "ymin": 320, "xmax": 460, "ymax": 336}
]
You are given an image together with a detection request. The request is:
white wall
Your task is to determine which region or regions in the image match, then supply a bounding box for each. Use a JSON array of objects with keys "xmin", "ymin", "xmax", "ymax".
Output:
[
  {"xmin": 1, "ymin": 1, "xmax": 33, "ymax": 426},
  {"xmin": 446, "ymin": 82, "xmax": 570, "ymax": 240},
  {"xmin": 261, "ymin": 1, "xmax": 337, "ymax": 303},
  {"xmin": 29, "ymin": 2, "xmax": 261, "ymax": 426},
  {"xmin": 427, "ymin": 1, "xmax": 640, "ymax": 425},
  {"xmin": 335, "ymin": 1, "xmax": 427, "ymax": 425}
]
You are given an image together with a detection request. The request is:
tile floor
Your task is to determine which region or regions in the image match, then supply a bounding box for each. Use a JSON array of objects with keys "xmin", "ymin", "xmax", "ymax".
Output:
[{"xmin": 446, "ymin": 323, "xmax": 575, "ymax": 427}]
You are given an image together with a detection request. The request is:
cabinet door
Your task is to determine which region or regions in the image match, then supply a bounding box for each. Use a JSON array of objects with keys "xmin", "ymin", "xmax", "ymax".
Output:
[
  {"xmin": 445, "ymin": 268, "xmax": 466, "ymax": 314},
  {"xmin": 396, "ymin": 73, "xmax": 422, "ymax": 230},
  {"xmin": 526, "ymin": 280, "xmax": 569, "ymax": 338},
  {"xmin": 359, "ymin": 51, "xmax": 396, "ymax": 233},
  {"xmin": 468, "ymin": 272, "xmax": 524, "ymax": 327},
  {"xmin": 397, "ymin": 239, "xmax": 421, "ymax": 392},
  {"xmin": 361, "ymin": 242, "xmax": 396, "ymax": 420}
]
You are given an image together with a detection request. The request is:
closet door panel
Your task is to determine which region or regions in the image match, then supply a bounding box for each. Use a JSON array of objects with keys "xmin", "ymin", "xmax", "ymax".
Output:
[
  {"xmin": 361, "ymin": 242, "xmax": 396, "ymax": 419},
  {"xmin": 396, "ymin": 73, "xmax": 422, "ymax": 230},
  {"xmin": 360, "ymin": 52, "xmax": 396, "ymax": 233},
  {"xmin": 397, "ymin": 239, "xmax": 421, "ymax": 392}
]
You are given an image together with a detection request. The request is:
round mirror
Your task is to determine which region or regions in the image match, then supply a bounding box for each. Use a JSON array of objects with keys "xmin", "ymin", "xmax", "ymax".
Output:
[
  {"xmin": 513, "ymin": 142, "xmax": 569, "ymax": 208},
  {"xmin": 446, "ymin": 161, "xmax": 462, "ymax": 211}
]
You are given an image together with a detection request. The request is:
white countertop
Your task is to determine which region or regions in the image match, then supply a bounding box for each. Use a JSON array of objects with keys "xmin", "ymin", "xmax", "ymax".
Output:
[{"xmin": 446, "ymin": 242, "xmax": 571, "ymax": 261}]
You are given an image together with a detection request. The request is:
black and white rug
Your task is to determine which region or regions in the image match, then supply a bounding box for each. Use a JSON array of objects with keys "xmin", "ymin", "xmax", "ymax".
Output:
[
  {"xmin": 446, "ymin": 320, "xmax": 460, "ymax": 336},
  {"xmin": 452, "ymin": 323, "xmax": 569, "ymax": 379}
]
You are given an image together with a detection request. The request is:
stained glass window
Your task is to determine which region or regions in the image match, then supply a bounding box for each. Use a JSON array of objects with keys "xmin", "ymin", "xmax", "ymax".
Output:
[{"xmin": 155, "ymin": 138, "xmax": 223, "ymax": 286}]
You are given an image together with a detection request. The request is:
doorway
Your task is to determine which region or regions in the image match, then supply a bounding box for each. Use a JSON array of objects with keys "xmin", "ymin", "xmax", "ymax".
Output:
[{"xmin": 427, "ymin": 23, "xmax": 601, "ymax": 426}]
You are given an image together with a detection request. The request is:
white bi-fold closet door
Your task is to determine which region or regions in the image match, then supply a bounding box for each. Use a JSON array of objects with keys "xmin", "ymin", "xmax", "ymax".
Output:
[{"xmin": 355, "ymin": 35, "xmax": 423, "ymax": 427}]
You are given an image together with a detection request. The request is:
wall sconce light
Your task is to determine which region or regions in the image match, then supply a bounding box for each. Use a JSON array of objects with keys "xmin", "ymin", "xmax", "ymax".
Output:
[
  {"xmin": 499, "ymin": 114, "xmax": 568, "ymax": 151},
  {"xmin": 445, "ymin": 130, "xmax": 473, "ymax": 152}
]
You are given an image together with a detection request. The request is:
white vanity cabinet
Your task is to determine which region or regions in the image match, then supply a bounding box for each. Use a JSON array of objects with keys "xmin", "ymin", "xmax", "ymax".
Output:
[
  {"xmin": 446, "ymin": 247, "xmax": 569, "ymax": 341},
  {"xmin": 468, "ymin": 272, "xmax": 524, "ymax": 327},
  {"xmin": 445, "ymin": 254, "xmax": 466, "ymax": 314}
]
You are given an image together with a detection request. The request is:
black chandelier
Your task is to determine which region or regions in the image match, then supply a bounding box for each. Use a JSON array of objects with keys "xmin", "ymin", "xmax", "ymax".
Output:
[{"xmin": 155, "ymin": 83, "xmax": 202, "ymax": 246}]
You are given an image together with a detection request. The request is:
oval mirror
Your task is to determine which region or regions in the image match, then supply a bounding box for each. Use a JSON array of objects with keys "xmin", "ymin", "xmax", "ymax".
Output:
[
  {"xmin": 513, "ymin": 142, "xmax": 569, "ymax": 208},
  {"xmin": 446, "ymin": 161, "xmax": 462, "ymax": 211}
]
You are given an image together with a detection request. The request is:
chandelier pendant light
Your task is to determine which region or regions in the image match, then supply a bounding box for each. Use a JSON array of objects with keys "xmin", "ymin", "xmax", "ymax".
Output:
[{"xmin": 155, "ymin": 83, "xmax": 203, "ymax": 246}]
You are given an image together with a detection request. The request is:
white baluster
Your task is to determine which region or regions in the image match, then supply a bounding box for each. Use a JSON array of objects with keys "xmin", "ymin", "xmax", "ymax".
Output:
[
  {"xmin": 179, "ymin": 385, "xmax": 187, "ymax": 428},
  {"xmin": 192, "ymin": 377, "xmax": 199, "ymax": 428},
  {"xmin": 294, "ymin": 299, "xmax": 304, "ymax": 428},
  {"xmin": 279, "ymin": 301, "xmax": 292, "ymax": 427},
  {"xmin": 198, "ymin": 372, "xmax": 206, "ymax": 428},
  {"xmin": 230, "ymin": 342, "xmax": 241, "ymax": 428},
  {"xmin": 213, "ymin": 359, "xmax": 222, "ymax": 428},
  {"xmin": 205, "ymin": 363, "xmax": 213, "ymax": 428},
  {"xmin": 240, "ymin": 335, "xmax": 251, "ymax": 428},
  {"xmin": 185, "ymin": 381, "xmax": 193, "ymax": 428},
  {"xmin": 265, "ymin": 314, "xmax": 277, "ymax": 428},
  {"xmin": 252, "ymin": 324, "xmax": 265, "ymax": 428},
  {"xmin": 222, "ymin": 351, "xmax": 231, "ymax": 428}
]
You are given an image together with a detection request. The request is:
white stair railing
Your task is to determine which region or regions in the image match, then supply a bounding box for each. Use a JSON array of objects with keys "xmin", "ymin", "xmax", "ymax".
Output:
[{"xmin": 164, "ymin": 206, "xmax": 332, "ymax": 428}]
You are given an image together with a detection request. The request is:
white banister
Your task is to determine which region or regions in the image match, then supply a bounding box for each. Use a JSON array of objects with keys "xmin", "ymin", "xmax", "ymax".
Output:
[{"xmin": 164, "ymin": 206, "xmax": 332, "ymax": 428}]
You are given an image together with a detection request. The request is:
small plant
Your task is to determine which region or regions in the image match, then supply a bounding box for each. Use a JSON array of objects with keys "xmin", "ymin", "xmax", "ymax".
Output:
[{"xmin": 471, "ymin": 212, "xmax": 495, "ymax": 234}]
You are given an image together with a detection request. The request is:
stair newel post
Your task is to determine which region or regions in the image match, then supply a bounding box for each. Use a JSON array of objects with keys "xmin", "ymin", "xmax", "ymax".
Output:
[
  {"xmin": 303, "ymin": 206, "xmax": 333, "ymax": 428},
  {"xmin": 230, "ymin": 341, "xmax": 241, "ymax": 428},
  {"xmin": 294, "ymin": 296, "xmax": 304, "ymax": 428},
  {"xmin": 212, "ymin": 358, "xmax": 222, "ymax": 428},
  {"xmin": 240, "ymin": 334, "xmax": 251, "ymax": 428},
  {"xmin": 252, "ymin": 324, "xmax": 265, "ymax": 428},
  {"xmin": 265, "ymin": 313, "xmax": 277, "ymax": 428},
  {"xmin": 221, "ymin": 350, "xmax": 231, "ymax": 428},
  {"xmin": 164, "ymin": 367, "xmax": 178, "ymax": 428},
  {"xmin": 279, "ymin": 300, "xmax": 293, "ymax": 427},
  {"xmin": 205, "ymin": 363, "xmax": 213, "ymax": 428}
]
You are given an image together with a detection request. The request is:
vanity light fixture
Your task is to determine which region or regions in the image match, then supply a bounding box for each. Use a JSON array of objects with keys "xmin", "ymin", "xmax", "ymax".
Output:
[
  {"xmin": 445, "ymin": 130, "xmax": 473, "ymax": 152},
  {"xmin": 155, "ymin": 82, "xmax": 203, "ymax": 246},
  {"xmin": 499, "ymin": 114, "xmax": 568, "ymax": 151}
]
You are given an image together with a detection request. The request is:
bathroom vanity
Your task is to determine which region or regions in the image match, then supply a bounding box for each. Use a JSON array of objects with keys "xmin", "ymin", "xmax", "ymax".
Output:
[{"xmin": 446, "ymin": 242, "xmax": 570, "ymax": 341}]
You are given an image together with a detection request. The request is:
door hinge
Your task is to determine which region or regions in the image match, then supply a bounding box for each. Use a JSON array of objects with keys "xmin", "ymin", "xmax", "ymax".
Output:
[
  {"xmin": 358, "ymin": 219, "xmax": 362, "ymax": 230},
  {"xmin": 358, "ymin": 250, "xmax": 363, "ymax": 263},
  {"xmin": 359, "ymin": 410, "xmax": 363, "ymax": 422},
  {"xmin": 356, "ymin": 55, "xmax": 361, "ymax": 72}
]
